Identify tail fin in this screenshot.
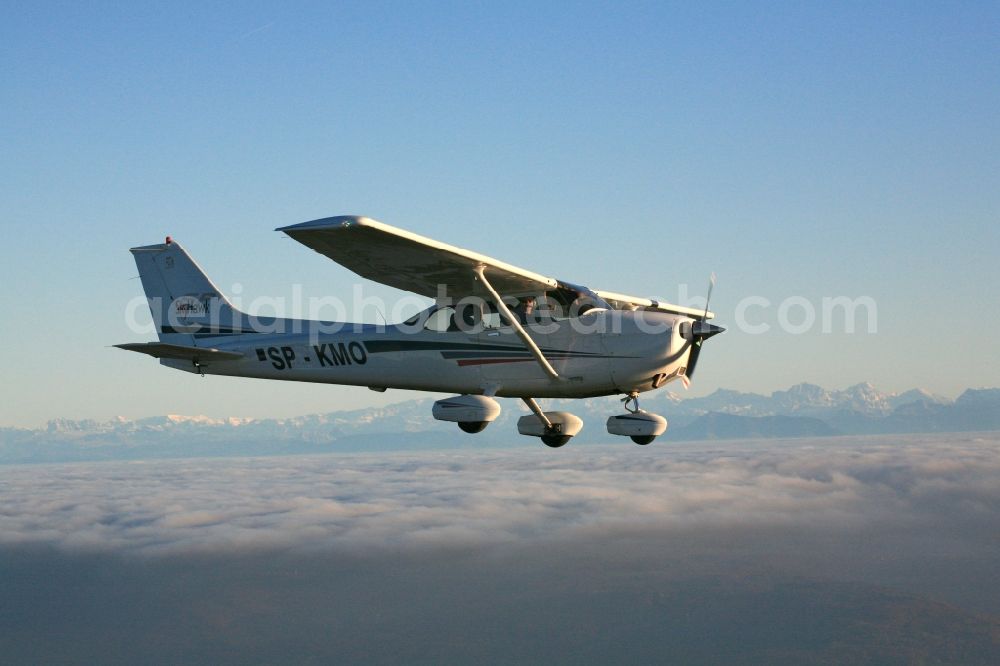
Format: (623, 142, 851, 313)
(130, 238, 244, 344)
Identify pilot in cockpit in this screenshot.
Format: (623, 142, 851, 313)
(511, 296, 536, 324)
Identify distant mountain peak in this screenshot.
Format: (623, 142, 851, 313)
(4, 382, 998, 465)
(888, 388, 949, 409)
(846, 381, 880, 395)
(956, 388, 1000, 405)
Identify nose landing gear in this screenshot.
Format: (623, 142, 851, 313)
(607, 392, 668, 445)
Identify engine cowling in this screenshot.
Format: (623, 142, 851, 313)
(432, 395, 502, 433)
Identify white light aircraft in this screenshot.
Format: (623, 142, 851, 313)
(118, 216, 724, 447)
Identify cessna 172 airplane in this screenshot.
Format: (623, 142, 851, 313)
(117, 216, 724, 447)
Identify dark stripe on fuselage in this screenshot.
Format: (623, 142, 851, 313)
(364, 340, 524, 354)
(158, 330, 636, 361)
(456, 358, 537, 367)
(439, 350, 602, 360)
(363, 339, 605, 356)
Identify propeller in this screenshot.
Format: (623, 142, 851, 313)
(686, 273, 725, 380)
(702, 273, 715, 320)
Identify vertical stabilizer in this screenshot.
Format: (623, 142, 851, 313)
(130, 239, 243, 344)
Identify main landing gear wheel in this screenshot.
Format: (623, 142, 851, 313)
(630, 435, 655, 445)
(541, 434, 571, 448)
(517, 401, 584, 448)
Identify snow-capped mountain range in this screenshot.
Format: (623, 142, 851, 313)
(2, 383, 998, 463)
(651, 382, 953, 419)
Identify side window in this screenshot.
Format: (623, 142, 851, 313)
(424, 307, 455, 332)
(482, 311, 503, 329)
(481, 296, 550, 328)
(422, 304, 484, 332)
(449, 302, 483, 332)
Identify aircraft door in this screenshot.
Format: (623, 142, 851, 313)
(476, 305, 611, 387)
(412, 304, 482, 392)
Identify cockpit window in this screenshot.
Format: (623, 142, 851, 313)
(482, 309, 503, 329)
(419, 303, 485, 332)
(412, 287, 607, 333)
(453, 302, 481, 331)
(423, 306, 454, 331)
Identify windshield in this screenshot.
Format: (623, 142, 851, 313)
(546, 281, 611, 315)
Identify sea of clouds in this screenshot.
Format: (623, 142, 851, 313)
(3, 433, 998, 559)
(4, 433, 1000, 663)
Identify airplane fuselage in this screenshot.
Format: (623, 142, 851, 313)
(162, 309, 695, 399)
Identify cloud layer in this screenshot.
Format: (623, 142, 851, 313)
(3, 433, 1000, 663)
(3, 433, 998, 557)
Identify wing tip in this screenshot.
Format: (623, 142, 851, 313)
(276, 215, 375, 233)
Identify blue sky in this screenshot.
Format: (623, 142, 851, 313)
(1, 2, 997, 427)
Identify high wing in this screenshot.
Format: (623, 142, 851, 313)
(277, 216, 713, 319)
(594, 290, 714, 320)
(277, 216, 556, 299)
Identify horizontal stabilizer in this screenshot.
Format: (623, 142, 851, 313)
(114, 342, 244, 362)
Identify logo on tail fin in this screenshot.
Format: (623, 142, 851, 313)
(168, 294, 210, 320)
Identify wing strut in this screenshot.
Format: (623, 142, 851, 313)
(474, 265, 561, 381)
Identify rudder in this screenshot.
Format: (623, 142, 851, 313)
(130, 238, 243, 343)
